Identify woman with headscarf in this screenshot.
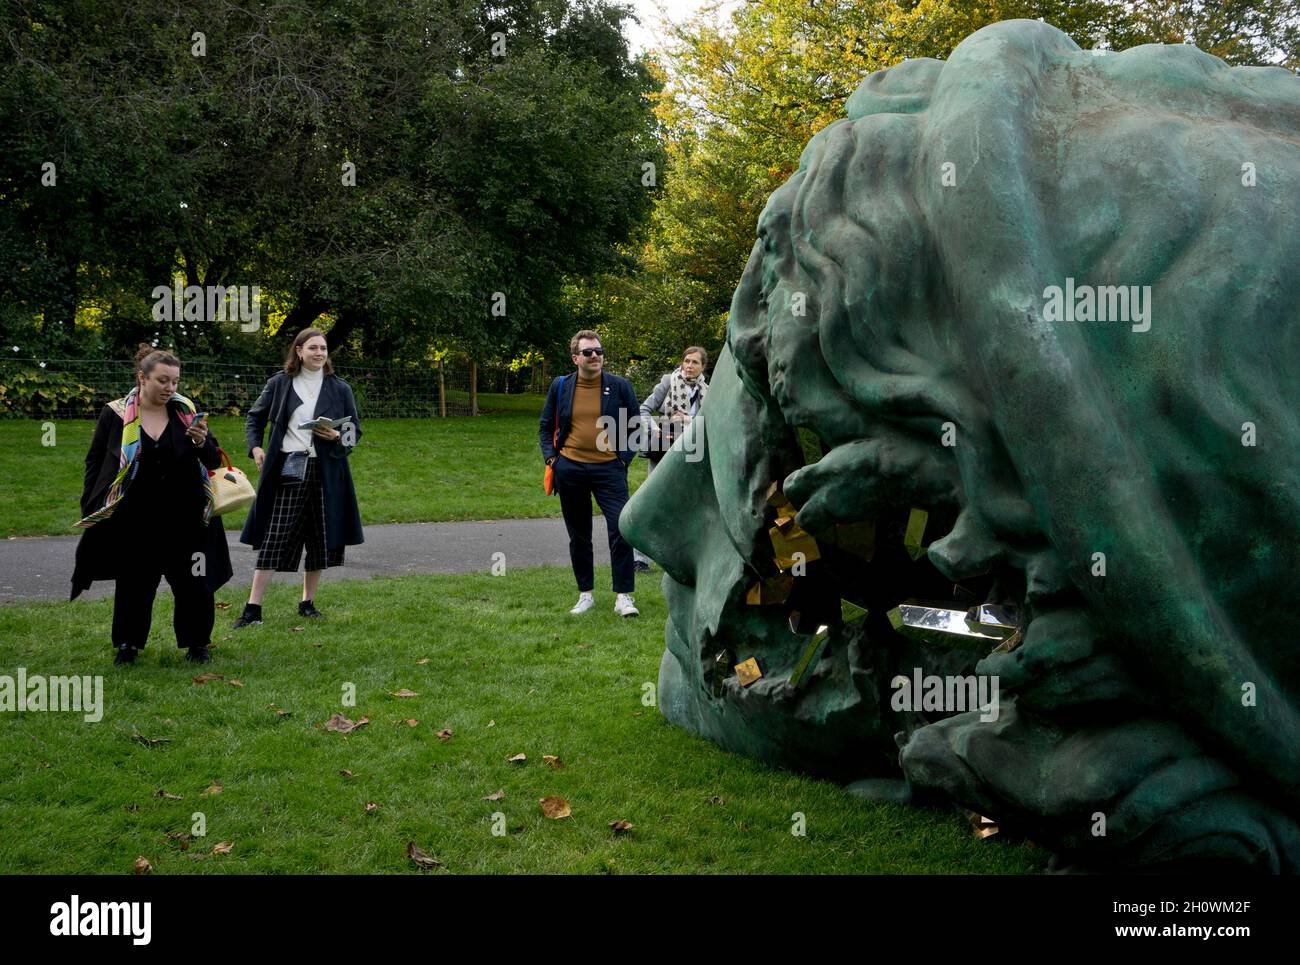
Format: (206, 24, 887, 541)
(72, 344, 233, 665)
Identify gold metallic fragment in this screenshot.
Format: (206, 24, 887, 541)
(903, 508, 929, 561)
(746, 573, 795, 605)
(769, 519, 821, 571)
(734, 657, 763, 687)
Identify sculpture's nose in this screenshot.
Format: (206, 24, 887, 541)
(620, 427, 714, 586)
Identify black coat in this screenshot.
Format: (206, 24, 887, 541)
(240, 371, 364, 551)
(71, 400, 234, 600)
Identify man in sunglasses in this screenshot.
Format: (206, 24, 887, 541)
(539, 330, 641, 616)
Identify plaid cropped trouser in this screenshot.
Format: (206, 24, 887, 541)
(255, 455, 345, 572)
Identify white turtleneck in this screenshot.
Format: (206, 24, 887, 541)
(283, 365, 325, 456)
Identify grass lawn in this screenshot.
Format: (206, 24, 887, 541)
(0, 564, 1045, 874)
(0, 392, 649, 538)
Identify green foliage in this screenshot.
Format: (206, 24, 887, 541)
(0, 368, 96, 417)
(0, 0, 664, 365)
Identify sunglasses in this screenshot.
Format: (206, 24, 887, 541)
(578, 348, 605, 357)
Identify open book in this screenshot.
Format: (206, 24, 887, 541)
(298, 415, 354, 431)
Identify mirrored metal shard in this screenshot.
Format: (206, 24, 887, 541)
(734, 657, 763, 687)
(840, 600, 868, 624)
(712, 650, 733, 697)
(903, 507, 929, 560)
(769, 519, 821, 571)
(965, 603, 1020, 639)
(745, 573, 795, 605)
(789, 601, 867, 689)
(968, 812, 1000, 839)
(788, 631, 829, 689)
(887, 600, 1005, 650)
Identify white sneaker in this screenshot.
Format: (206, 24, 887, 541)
(570, 593, 595, 615)
(614, 593, 640, 618)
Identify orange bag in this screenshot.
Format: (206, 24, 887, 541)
(544, 426, 559, 495)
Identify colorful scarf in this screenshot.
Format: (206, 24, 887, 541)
(75, 388, 215, 528)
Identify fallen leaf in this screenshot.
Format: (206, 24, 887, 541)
(38, 761, 51, 769)
(389, 689, 418, 698)
(609, 820, 634, 834)
(192, 672, 224, 685)
(543, 755, 564, 770)
(406, 841, 440, 870)
(133, 732, 170, 747)
(364, 802, 379, 813)
(539, 796, 572, 819)
(215, 601, 231, 610)
(416, 658, 429, 665)
(632, 711, 644, 717)
(228, 679, 244, 688)
(200, 780, 222, 796)
(339, 769, 354, 778)
(404, 719, 419, 727)
(184, 853, 207, 861)
(708, 796, 726, 806)
(312, 642, 323, 648)
(275, 708, 292, 718)
(487, 719, 496, 727)
(507, 753, 526, 764)
(323, 713, 368, 734)
(211, 841, 234, 855)
(576, 643, 591, 651)
(124, 804, 139, 813)
(154, 790, 183, 800)
(133, 856, 152, 874)
(483, 790, 506, 801)
(290, 625, 305, 632)
(164, 830, 192, 843)
(436, 728, 453, 741)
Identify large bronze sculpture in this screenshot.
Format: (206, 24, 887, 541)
(621, 19, 1300, 872)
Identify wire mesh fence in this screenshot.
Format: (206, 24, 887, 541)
(0, 358, 548, 419)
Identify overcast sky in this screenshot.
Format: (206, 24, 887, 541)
(622, 0, 743, 55)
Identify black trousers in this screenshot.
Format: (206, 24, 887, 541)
(111, 554, 214, 650)
(555, 455, 634, 594)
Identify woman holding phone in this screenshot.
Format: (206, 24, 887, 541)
(234, 327, 364, 628)
(72, 345, 233, 665)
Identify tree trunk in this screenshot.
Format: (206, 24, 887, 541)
(282, 289, 330, 340)
(437, 360, 447, 418)
(325, 304, 366, 357)
(469, 360, 478, 416)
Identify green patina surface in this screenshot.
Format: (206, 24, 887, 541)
(622, 20, 1300, 872)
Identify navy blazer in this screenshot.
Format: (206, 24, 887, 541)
(538, 371, 640, 468)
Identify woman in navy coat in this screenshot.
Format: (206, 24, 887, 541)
(233, 327, 363, 628)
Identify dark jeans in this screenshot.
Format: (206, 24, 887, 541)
(555, 455, 634, 594)
(111, 554, 214, 650)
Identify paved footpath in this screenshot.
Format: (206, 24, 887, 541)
(0, 518, 608, 603)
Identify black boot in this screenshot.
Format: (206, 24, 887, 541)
(185, 646, 212, 663)
(233, 603, 263, 629)
(113, 645, 138, 666)
(298, 599, 323, 618)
